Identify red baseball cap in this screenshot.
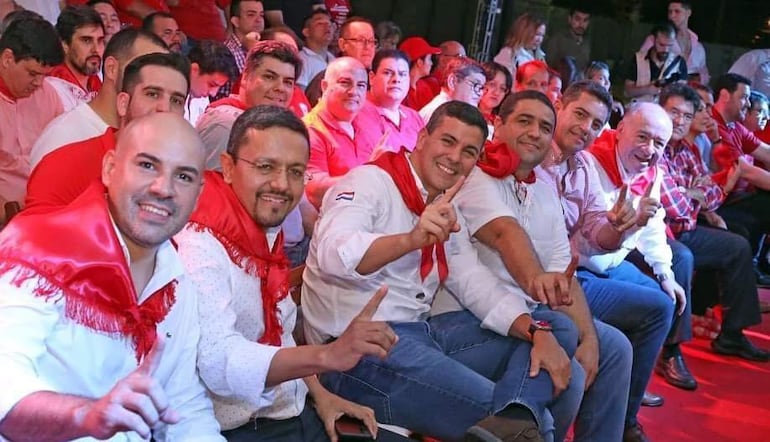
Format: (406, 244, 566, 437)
(399, 37, 441, 62)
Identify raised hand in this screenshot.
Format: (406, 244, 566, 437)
(325, 285, 398, 372)
(408, 176, 465, 248)
(73, 338, 180, 440)
(606, 184, 637, 232)
(635, 180, 660, 227)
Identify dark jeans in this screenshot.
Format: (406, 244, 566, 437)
(222, 402, 411, 442)
(676, 226, 762, 332)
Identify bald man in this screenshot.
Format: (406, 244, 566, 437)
(0, 113, 225, 442)
(303, 56, 380, 208)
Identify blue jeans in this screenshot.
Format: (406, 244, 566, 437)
(570, 319, 632, 442)
(578, 262, 674, 427)
(320, 308, 582, 442)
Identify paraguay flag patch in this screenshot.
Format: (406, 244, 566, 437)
(335, 191, 355, 201)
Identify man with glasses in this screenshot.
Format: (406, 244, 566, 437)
(175, 106, 409, 442)
(657, 83, 769, 363)
(303, 56, 379, 208)
(304, 16, 376, 106)
(418, 56, 486, 123)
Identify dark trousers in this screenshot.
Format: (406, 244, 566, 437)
(222, 401, 411, 442)
(718, 191, 770, 254)
(676, 226, 762, 332)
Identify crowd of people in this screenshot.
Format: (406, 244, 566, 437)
(1, 1, 769, 442)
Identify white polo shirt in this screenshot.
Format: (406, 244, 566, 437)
(29, 102, 109, 169)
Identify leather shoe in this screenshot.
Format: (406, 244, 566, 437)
(623, 423, 650, 442)
(754, 265, 770, 287)
(465, 415, 543, 442)
(712, 333, 770, 362)
(655, 354, 697, 390)
(640, 391, 664, 407)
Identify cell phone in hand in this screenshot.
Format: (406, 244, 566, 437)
(335, 416, 373, 440)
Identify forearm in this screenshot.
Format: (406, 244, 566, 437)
(508, 313, 534, 341)
(0, 392, 91, 442)
(266, 345, 336, 386)
(624, 82, 658, 99)
(741, 165, 770, 191)
(356, 233, 417, 275)
(554, 283, 597, 344)
(490, 224, 545, 294)
(596, 222, 626, 250)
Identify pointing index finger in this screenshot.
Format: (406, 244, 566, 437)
(642, 179, 655, 199)
(612, 184, 628, 212)
(441, 175, 466, 204)
(356, 285, 388, 321)
(564, 255, 579, 280)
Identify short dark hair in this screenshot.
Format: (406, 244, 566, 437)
(375, 21, 401, 41)
(302, 9, 331, 30)
(651, 22, 676, 37)
(1, 10, 43, 35)
(104, 27, 167, 65)
(584, 60, 609, 79)
(426, 100, 489, 141)
(339, 16, 374, 39)
(230, 0, 263, 18)
(0, 18, 63, 66)
(371, 49, 409, 73)
(142, 11, 175, 33)
(561, 80, 613, 120)
(56, 5, 104, 44)
(244, 40, 302, 79)
(659, 83, 701, 112)
(261, 26, 302, 50)
(483, 61, 513, 91)
(498, 90, 556, 124)
(188, 40, 238, 80)
(668, 1, 692, 10)
(569, 7, 591, 16)
(121, 52, 191, 95)
(713, 73, 752, 98)
(87, 0, 115, 7)
(227, 105, 309, 158)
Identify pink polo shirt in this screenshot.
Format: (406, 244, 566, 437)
(0, 77, 64, 206)
(302, 103, 380, 208)
(356, 99, 425, 153)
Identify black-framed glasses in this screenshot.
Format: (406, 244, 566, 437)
(463, 79, 485, 95)
(342, 37, 378, 48)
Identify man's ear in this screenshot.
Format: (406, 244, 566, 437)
(446, 73, 457, 92)
(220, 151, 236, 183)
(101, 149, 117, 186)
(116, 91, 130, 118)
(104, 56, 120, 84)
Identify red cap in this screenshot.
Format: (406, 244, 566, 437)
(399, 37, 441, 62)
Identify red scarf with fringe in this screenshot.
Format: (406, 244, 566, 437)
(477, 140, 535, 183)
(0, 182, 176, 362)
(188, 171, 290, 346)
(588, 129, 658, 195)
(369, 149, 448, 283)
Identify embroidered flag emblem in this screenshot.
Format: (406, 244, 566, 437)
(335, 191, 355, 201)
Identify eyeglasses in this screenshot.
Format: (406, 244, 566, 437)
(343, 37, 378, 48)
(233, 156, 310, 183)
(667, 109, 694, 123)
(463, 79, 485, 95)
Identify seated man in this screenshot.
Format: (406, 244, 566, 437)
(302, 101, 583, 442)
(26, 52, 190, 210)
(452, 89, 632, 442)
(197, 40, 301, 171)
(539, 88, 680, 442)
(303, 56, 379, 208)
(0, 113, 224, 441)
(356, 49, 425, 156)
(176, 106, 408, 442)
(184, 40, 238, 127)
(658, 83, 768, 361)
(418, 56, 486, 123)
(515, 60, 550, 94)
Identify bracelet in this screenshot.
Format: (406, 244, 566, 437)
(710, 137, 723, 144)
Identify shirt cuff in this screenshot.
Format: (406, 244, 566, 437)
(337, 232, 388, 279)
(225, 344, 281, 407)
(479, 293, 532, 337)
(652, 264, 674, 282)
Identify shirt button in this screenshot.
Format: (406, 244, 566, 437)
(415, 293, 425, 300)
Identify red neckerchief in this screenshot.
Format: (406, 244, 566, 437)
(289, 86, 310, 117)
(0, 73, 16, 102)
(477, 140, 535, 182)
(207, 95, 248, 111)
(188, 171, 290, 346)
(369, 149, 449, 283)
(0, 182, 177, 362)
(49, 64, 102, 93)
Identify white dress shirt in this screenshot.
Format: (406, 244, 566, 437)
(301, 163, 531, 345)
(175, 226, 307, 431)
(418, 90, 450, 124)
(572, 151, 674, 280)
(0, 227, 224, 442)
(29, 102, 109, 169)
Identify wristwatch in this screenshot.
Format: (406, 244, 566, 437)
(528, 320, 553, 338)
(656, 273, 671, 283)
